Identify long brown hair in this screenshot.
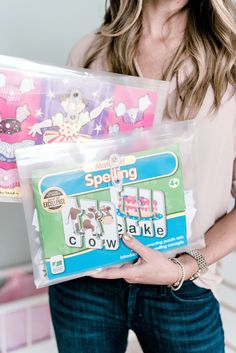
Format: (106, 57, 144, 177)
(83, 0, 236, 120)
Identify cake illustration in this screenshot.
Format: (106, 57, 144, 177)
(140, 197, 158, 218)
(118, 195, 159, 219)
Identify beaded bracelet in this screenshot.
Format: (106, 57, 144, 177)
(169, 257, 185, 291)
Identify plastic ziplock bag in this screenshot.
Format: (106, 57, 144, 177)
(16, 121, 204, 288)
(0, 55, 169, 202)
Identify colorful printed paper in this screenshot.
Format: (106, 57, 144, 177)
(0, 56, 168, 201)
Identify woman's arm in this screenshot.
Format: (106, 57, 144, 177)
(91, 207, 236, 285)
(181, 205, 236, 279)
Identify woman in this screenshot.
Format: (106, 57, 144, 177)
(49, 1, 236, 352)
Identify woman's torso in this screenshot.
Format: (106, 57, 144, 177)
(67, 33, 236, 293)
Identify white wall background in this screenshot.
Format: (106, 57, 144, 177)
(0, 0, 105, 65)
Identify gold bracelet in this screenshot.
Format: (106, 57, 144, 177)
(184, 250, 208, 281)
(169, 257, 185, 291)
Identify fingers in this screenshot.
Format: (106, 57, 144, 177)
(134, 257, 143, 266)
(90, 263, 136, 280)
(122, 233, 156, 262)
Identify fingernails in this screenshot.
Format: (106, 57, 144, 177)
(122, 233, 133, 241)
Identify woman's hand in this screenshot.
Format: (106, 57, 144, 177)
(90, 233, 181, 285)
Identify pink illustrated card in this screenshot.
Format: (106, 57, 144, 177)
(0, 56, 168, 201)
(0, 69, 42, 199)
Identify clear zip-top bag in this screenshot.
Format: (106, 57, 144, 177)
(16, 121, 203, 288)
(0, 54, 169, 202)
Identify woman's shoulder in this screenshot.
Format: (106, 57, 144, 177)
(67, 31, 105, 70)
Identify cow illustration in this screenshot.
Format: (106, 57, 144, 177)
(100, 206, 114, 225)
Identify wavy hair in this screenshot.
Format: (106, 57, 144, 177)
(83, 0, 236, 120)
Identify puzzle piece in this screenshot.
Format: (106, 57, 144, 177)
(62, 197, 83, 248)
(139, 188, 154, 237)
(153, 190, 166, 238)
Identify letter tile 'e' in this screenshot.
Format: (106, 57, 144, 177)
(139, 188, 154, 237)
(153, 190, 166, 238)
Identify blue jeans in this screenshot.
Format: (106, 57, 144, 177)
(49, 277, 224, 353)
